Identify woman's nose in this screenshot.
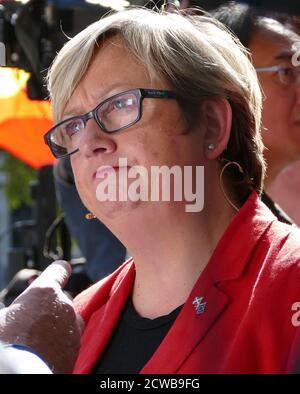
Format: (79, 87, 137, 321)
(78, 119, 117, 157)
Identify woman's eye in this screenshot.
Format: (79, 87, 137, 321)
(65, 120, 82, 136)
(113, 98, 134, 109)
(275, 64, 299, 84)
(99, 94, 137, 119)
(281, 67, 293, 75)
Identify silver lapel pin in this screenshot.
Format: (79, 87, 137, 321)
(192, 296, 207, 315)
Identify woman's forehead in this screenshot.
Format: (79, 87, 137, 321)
(62, 39, 164, 118)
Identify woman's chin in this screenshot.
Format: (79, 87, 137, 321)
(93, 199, 142, 220)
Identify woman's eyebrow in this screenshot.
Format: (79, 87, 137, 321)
(62, 83, 131, 118)
(63, 107, 83, 118)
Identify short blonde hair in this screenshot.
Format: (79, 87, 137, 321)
(47, 7, 265, 200)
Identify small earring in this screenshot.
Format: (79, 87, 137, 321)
(207, 143, 215, 150)
(85, 212, 96, 220)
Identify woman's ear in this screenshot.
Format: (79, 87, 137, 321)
(200, 98, 232, 160)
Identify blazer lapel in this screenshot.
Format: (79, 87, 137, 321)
(141, 281, 230, 374)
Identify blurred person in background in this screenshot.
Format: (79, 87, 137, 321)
(212, 1, 300, 225)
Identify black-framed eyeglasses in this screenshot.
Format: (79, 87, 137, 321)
(44, 88, 177, 159)
(255, 63, 300, 86)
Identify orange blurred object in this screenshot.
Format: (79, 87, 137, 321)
(0, 67, 55, 169)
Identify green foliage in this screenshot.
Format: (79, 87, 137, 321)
(0, 152, 37, 210)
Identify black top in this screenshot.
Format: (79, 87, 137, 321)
(92, 297, 183, 374)
(261, 191, 296, 226)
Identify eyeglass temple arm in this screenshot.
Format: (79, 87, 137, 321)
(255, 65, 280, 73)
(141, 89, 177, 99)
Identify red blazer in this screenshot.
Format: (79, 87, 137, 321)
(73, 192, 300, 373)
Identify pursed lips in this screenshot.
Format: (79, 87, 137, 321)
(92, 165, 129, 182)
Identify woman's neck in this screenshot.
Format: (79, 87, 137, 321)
(111, 188, 236, 319)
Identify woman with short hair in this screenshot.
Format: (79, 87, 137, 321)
(44, 7, 300, 373)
